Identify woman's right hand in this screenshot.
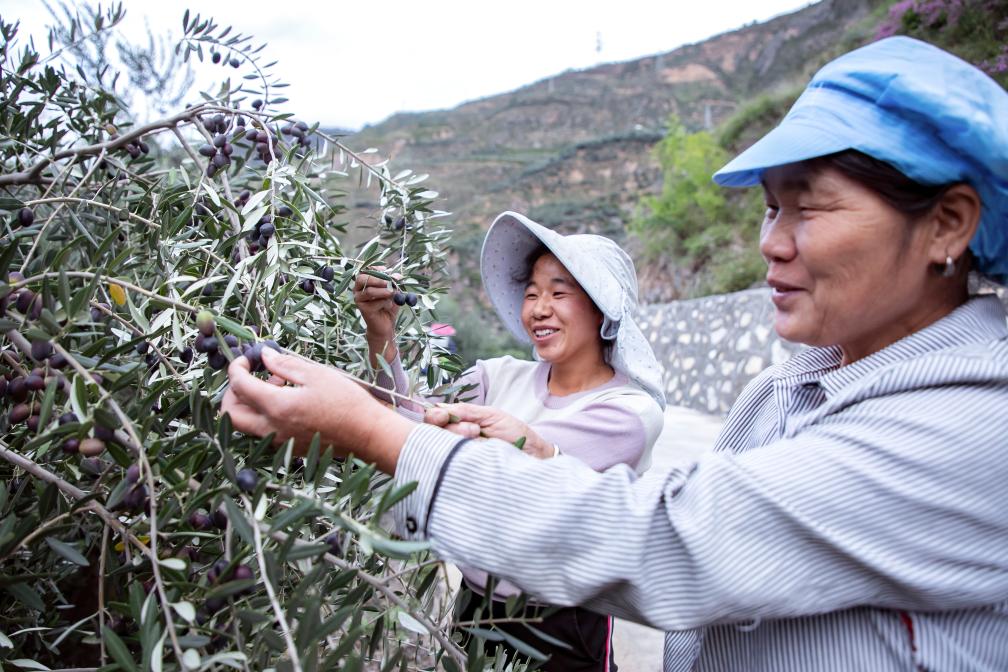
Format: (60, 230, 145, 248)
(353, 269, 400, 361)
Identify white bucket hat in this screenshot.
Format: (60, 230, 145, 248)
(480, 211, 666, 408)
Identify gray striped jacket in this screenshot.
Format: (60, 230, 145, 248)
(393, 294, 1008, 670)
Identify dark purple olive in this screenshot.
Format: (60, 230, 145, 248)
(189, 511, 211, 530)
(16, 289, 35, 314)
(94, 424, 116, 443)
(126, 464, 140, 483)
(259, 222, 274, 239)
(30, 339, 52, 361)
(392, 291, 406, 306)
(135, 341, 149, 355)
(25, 374, 44, 391)
(62, 438, 80, 454)
(251, 99, 263, 110)
(319, 265, 334, 282)
(8, 377, 27, 402)
(229, 57, 240, 68)
(212, 153, 229, 169)
(235, 468, 257, 493)
(211, 51, 221, 64)
(197, 336, 219, 354)
(213, 133, 227, 148)
(26, 415, 39, 432)
(124, 484, 148, 512)
(207, 351, 227, 370)
(276, 205, 292, 218)
(58, 412, 76, 425)
(224, 335, 238, 348)
(295, 120, 309, 132)
(383, 214, 393, 226)
(221, 143, 233, 156)
(233, 564, 253, 581)
(394, 216, 406, 230)
(300, 279, 315, 294)
(180, 346, 194, 363)
(138, 141, 150, 154)
(198, 144, 216, 158)
(238, 189, 250, 201)
(9, 403, 30, 423)
(405, 293, 419, 307)
(211, 509, 228, 529)
(18, 207, 34, 227)
(324, 532, 342, 556)
(201, 284, 215, 297)
(49, 353, 68, 369)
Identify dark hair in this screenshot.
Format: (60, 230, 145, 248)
(512, 242, 551, 285)
(808, 149, 951, 221)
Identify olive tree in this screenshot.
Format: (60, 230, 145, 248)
(0, 6, 530, 671)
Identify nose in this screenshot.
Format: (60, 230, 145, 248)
(759, 210, 797, 265)
(531, 293, 552, 318)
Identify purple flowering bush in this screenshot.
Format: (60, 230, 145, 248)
(875, 0, 1008, 84)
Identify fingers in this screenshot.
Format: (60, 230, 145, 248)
(435, 402, 493, 424)
(259, 347, 314, 386)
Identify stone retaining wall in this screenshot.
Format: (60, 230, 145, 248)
(637, 288, 797, 415)
(639, 285, 1007, 416)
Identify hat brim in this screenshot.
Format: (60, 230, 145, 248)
(713, 116, 852, 187)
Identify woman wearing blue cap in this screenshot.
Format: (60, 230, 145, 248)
(223, 36, 1008, 671)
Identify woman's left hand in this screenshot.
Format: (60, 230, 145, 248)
(424, 403, 555, 459)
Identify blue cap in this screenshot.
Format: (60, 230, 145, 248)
(714, 37, 1008, 283)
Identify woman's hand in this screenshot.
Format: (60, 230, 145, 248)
(353, 269, 400, 364)
(424, 403, 555, 459)
(222, 348, 413, 473)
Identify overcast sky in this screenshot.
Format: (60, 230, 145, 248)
(7, 1, 812, 129)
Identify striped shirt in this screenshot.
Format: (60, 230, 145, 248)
(393, 294, 1008, 670)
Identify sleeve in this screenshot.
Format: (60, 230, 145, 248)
(530, 398, 651, 471)
(371, 356, 488, 422)
(392, 384, 1008, 632)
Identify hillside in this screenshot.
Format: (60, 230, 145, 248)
(340, 0, 888, 357)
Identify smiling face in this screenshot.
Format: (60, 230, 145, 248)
(760, 162, 957, 364)
(520, 253, 605, 367)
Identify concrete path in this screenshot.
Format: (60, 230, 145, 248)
(611, 405, 723, 671)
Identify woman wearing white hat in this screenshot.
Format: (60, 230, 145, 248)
(352, 212, 665, 668)
(224, 37, 1008, 671)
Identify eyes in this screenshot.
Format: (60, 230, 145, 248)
(524, 290, 568, 300)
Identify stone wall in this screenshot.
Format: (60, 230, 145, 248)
(638, 288, 796, 415)
(638, 285, 1007, 416)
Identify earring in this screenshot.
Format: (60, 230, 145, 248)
(942, 254, 955, 278)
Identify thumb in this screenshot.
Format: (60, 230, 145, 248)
(260, 347, 313, 386)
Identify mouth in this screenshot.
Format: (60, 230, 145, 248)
(767, 277, 803, 294)
(531, 327, 560, 341)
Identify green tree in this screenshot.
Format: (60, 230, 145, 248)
(631, 118, 764, 297)
(0, 6, 535, 670)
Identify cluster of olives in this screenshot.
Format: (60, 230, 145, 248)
(105, 125, 150, 161)
(198, 114, 237, 177)
(192, 310, 281, 373)
(2, 271, 43, 320)
(280, 120, 312, 149)
(246, 204, 291, 254)
(393, 290, 420, 307)
(383, 213, 408, 231)
(298, 264, 336, 295)
(209, 50, 241, 69)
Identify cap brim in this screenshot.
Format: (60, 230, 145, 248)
(713, 116, 852, 187)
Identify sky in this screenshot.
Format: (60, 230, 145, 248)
(5, 1, 813, 130)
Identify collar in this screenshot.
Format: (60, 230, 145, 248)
(774, 294, 1008, 398)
